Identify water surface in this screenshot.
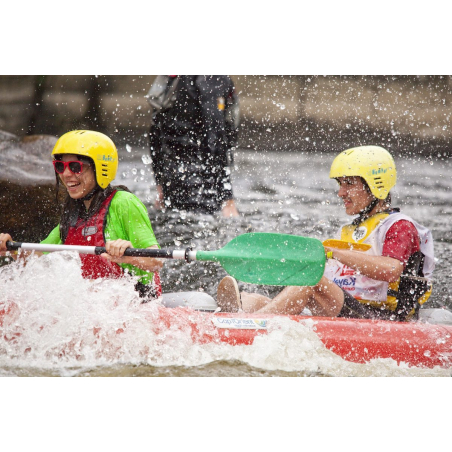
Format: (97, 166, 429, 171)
(1, 147, 450, 377)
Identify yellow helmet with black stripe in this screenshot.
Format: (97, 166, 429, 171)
(52, 130, 118, 189)
(330, 145, 397, 200)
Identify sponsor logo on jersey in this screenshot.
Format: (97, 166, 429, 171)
(352, 226, 367, 242)
(333, 277, 357, 289)
(82, 226, 97, 237)
(340, 266, 355, 276)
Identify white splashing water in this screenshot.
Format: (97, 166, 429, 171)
(0, 253, 449, 377)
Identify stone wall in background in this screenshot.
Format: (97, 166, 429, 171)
(0, 75, 451, 154)
(0, 133, 60, 244)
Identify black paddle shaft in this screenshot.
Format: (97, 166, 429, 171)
(6, 241, 190, 260)
(97, 247, 174, 258)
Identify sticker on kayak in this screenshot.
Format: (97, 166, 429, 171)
(212, 318, 268, 329)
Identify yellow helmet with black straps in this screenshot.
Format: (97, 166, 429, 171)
(329, 145, 397, 199)
(52, 130, 118, 189)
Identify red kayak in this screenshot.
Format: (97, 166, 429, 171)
(1, 297, 451, 369)
(153, 307, 452, 369)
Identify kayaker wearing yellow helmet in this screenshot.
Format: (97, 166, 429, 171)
(0, 130, 163, 300)
(217, 146, 435, 321)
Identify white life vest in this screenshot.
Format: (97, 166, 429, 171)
(324, 211, 434, 308)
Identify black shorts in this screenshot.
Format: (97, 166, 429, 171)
(338, 290, 395, 320)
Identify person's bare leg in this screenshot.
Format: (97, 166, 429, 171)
(304, 278, 345, 317)
(253, 285, 312, 315)
(241, 277, 345, 317)
(240, 293, 272, 313)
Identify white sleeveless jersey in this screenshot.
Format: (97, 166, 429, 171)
(324, 212, 435, 302)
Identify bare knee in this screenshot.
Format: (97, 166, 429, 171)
(307, 278, 345, 317)
(241, 293, 271, 313)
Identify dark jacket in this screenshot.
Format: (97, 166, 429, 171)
(149, 75, 239, 213)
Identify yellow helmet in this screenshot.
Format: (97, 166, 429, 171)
(329, 145, 397, 199)
(52, 130, 118, 189)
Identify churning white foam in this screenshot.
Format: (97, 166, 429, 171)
(0, 252, 449, 377)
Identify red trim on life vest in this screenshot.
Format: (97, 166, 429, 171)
(65, 191, 123, 279)
(65, 191, 163, 297)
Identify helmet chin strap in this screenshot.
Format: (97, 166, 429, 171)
(80, 186, 100, 202)
(352, 197, 380, 226)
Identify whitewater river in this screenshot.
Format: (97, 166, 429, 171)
(0, 146, 451, 377)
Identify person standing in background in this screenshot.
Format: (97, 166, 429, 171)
(147, 75, 240, 217)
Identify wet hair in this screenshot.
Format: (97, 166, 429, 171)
(54, 154, 131, 242)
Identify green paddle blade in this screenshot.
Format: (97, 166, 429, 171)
(196, 233, 326, 286)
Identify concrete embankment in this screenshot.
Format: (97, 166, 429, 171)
(0, 75, 451, 154)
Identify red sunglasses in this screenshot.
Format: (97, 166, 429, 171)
(53, 160, 88, 175)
